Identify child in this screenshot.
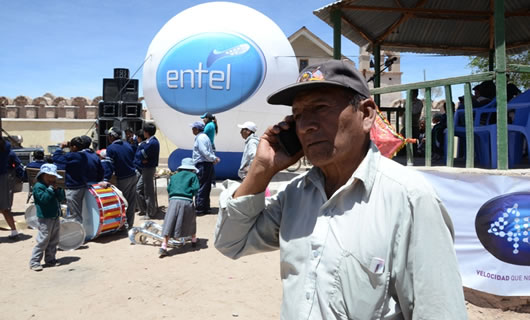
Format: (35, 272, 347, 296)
(159, 158, 200, 257)
(29, 164, 65, 271)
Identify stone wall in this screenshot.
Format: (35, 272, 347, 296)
(0, 94, 145, 120)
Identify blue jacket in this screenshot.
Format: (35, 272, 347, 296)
(83, 149, 104, 185)
(134, 141, 145, 172)
(26, 160, 46, 169)
(101, 158, 113, 180)
(8, 150, 24, 179)
(24, 160, 46, 180)
(0, 140, 11, 175)
(52, 149, 88, 189)
(140, 136, 159, 168)
(106, 140, 136, 180)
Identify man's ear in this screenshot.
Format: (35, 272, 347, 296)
(359, 99, 377, 132)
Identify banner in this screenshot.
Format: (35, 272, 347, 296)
(420, 169, 530, 296)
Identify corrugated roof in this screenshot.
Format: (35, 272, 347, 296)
(314, 0, 530, 56)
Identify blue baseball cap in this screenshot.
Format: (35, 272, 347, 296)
(190, 121, 205, 131)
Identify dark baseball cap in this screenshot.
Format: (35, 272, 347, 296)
(267, 60, 371, 106)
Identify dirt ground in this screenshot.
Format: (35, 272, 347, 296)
(1, 186, 528, 320)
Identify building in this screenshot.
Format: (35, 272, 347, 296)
(289, 27, 402, 108)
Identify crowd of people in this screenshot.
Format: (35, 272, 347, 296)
(1, 111, 265, 267)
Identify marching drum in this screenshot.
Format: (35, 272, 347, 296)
(82, 184, 127, 241)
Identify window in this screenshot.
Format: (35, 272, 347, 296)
(299, 59, 309, 71)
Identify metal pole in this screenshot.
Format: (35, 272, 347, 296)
(331, 9, 342, 60)
(405, 89, 413, 166)
(494, 0, 508, 169)
(463, 82, 475, 168)
(489, 49, 495, 71)
(374, 43, 381, 106)
(424, 88, 432, 166)
(444, 85, 454, 167)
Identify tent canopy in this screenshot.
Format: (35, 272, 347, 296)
(314, 0, 530, 56)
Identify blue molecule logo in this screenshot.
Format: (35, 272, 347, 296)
(475, 192, 530, 266)
(156, 32, 266, 115)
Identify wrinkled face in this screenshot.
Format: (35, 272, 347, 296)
(42, 173, 57, 186)
(292, 87, 373, 167)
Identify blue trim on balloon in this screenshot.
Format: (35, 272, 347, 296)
(169, 149, 243, 180)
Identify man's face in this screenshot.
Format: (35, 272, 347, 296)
(240, 129, 251, 140)
(292, 87, 374, 167)
(192, 127, 199, 136)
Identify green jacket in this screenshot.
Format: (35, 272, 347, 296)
(167, 170, 199, 200)
(33, 181, 65, 218)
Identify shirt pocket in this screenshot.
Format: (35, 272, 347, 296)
(329, 250, 390, 320)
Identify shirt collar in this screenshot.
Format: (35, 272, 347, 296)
(304, 141, 380, 199)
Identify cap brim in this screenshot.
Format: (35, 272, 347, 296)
(36, 171, 62, 179)
(267, 81, 350, 106)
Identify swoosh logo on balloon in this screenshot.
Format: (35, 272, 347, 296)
(207, 43, 250, 67)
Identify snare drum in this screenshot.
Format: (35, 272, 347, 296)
(82, 184, 127, 241)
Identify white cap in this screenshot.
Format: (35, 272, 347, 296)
(237, 121, 257, 133)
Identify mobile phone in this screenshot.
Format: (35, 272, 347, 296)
(277, 122, 302, 157)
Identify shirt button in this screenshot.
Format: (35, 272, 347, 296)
(306, 292, 311, 300)
(313, 250, 319, 258)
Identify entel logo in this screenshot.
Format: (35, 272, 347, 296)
(156, 32, 266, 115)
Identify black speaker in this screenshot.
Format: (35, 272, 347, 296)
(103, 79, 120, 101)
(121, 79, 139, 102)
(102, 78, 138, 102)
(114, 68, 129, 79)
(97, 119, 119, 149)
(98, 101, 119, 117)
(120, 102, 142, 118)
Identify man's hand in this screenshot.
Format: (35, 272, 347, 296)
(99, 181, 111, 188)
(214, 157, 221, 165)
(234, 116, 303, 198)
(60, 141, 69, 149)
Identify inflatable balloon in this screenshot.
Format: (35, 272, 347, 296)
(142, 2, 299, 179)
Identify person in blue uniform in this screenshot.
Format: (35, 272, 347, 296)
(104, 127, 138, 228)
(80, 135, 103, 185)
(136, 123, 159, 219)
(52, 137, 88, 223)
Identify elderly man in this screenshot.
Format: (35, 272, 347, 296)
(214, 60, 466, 319)
(237, 121, 259, 180)
(191, 121, 219, 215)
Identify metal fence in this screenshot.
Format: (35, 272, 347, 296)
(370, 64, 529, 169)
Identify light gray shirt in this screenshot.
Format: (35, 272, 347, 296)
(192, 132, 216, 164)
(214, 143, 467, 320)
(238, 133, 259, 179)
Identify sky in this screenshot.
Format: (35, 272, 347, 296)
(0, 0, 472, 103)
